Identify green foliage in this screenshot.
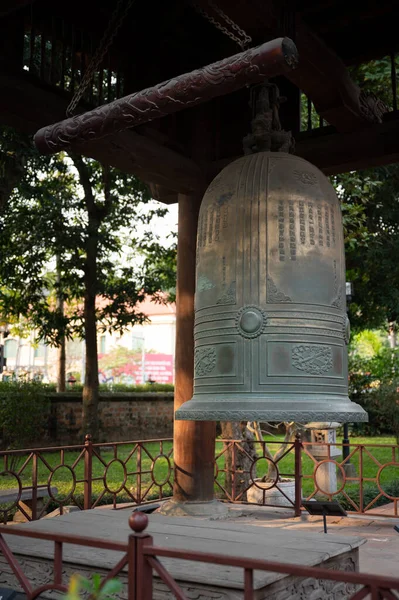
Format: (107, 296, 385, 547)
(349, 55, 397, 108)
(351, 329, 387, 359)
(300, 93, 323, 131)
(65, 573, 122, 600)
(99, 382, 174, 393)
(0, 380, 50, 449)
(99, 345, 141, 377)
(349, 347, 399, 440)
(60, 383, 174, 393)
(0, 381, 174, 394)
(334, 164, 399, 332)
(0, 130, 176, 347)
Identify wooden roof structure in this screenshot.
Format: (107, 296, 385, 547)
(1, 0, 399, 203)
(2, 0, 397, 513)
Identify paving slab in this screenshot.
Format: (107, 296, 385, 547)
(0, 507, 365, 600)
(223, 505, 399, 578)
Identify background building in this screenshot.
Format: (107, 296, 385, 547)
(0, 299, 176, 384)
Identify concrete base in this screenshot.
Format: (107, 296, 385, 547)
(343, 462, 358, 478)
(0, 509, 365, 600)
(337, 462, 358, 485)
(157, 498, 229, 518)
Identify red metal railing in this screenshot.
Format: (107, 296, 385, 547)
(214, 435, 302, 515)
(302, 440, 399, 517)
(0, 512, 399, 600)
(1, 435, 399, 522)
(214, 437, 399, 518)
(0, 436, 174, 523)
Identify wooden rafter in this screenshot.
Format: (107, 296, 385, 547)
(285, 17, 386, 133)
(210, 114, 399, 178)
(186, 0, 387, 133)
(296, 116, 399, 175)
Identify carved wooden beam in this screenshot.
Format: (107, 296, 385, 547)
(34, 37, 298, 155)
(286, 18, 387, 133)
(0, 70, 204, 199)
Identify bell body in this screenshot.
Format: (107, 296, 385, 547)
(175, 152, 367, 423)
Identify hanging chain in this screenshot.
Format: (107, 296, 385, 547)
(66, 0, 136, 117)
(189, 0, 252, 50)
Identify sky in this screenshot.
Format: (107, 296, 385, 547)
(147, 201, 178, 247)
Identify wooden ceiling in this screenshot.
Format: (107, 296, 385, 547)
(1, 0, 399, 202)
(12, 0, 398, 74)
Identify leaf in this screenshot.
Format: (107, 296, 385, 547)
(100, 579, 123, 597)
(92, 573, 102, 591)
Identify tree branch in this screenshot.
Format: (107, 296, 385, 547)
(69, 152, 96, 215)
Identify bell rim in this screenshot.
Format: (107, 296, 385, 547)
(175, 399, 368, 423)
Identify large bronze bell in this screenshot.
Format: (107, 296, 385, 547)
(175, 151, 367, 423)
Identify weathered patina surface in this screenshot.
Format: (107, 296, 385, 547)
(176, 151, 367, 423)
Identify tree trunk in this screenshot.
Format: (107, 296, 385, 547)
(57, 340, 66, 392)
(220, 422, 256, 501)
(0, 153, 26, 214)
(71, 153, 104, 441)
(388, 322, 397, 348)
(82, 218, 100, 439)
(56, 255, 66, 393)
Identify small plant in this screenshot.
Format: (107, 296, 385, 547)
(65, 574, 122, 600)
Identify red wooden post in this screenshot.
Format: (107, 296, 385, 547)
(84, 434, 93, 510)
(172, 193, 216, 507)
(294, 432, 302, 517)
(128, 512, 153, 600)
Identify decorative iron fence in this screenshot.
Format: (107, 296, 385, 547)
(0, 512, 399, 600)
(302, 440, 399, 518)
(0, 436, 174, 523)
(215, 437, 399, 518)
(1, 435, 398, 522)
(214, 436, 302, 515)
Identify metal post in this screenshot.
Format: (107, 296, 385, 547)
(323, 509, 327, 534)
(31, 452, 38, 520)
(294, 432, 302, 517)
(343, 423, 350, 461)
(83, 434, 93, 510)
(344, 282, 353, 467)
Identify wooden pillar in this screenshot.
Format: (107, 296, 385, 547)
(173, 192, 216, 504)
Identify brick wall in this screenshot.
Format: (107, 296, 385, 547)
(47, 392, 174, 444)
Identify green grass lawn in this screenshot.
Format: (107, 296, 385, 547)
(0, 435, 398, 519)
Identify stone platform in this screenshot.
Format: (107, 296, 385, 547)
(0, 509, 365, 600)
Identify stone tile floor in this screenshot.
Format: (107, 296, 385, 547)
(223, 505, 399, 577)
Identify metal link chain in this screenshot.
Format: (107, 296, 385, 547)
(190, 0, 252, 50)
(66, 0, 136, 116)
